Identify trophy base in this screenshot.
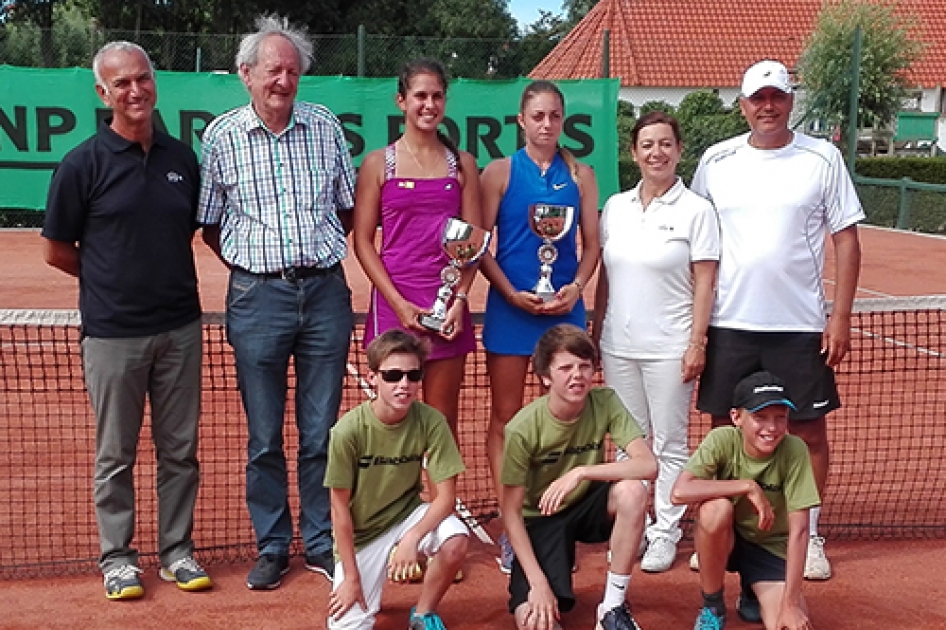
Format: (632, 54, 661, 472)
(533, 289, 556, 303)
(418, 314, 446, 333)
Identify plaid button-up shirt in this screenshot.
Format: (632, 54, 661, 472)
(197, 102, 356, 273)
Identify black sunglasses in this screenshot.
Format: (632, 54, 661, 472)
(378, 368, 424, 383)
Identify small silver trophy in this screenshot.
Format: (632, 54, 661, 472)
(418, 218, 491, 333)
(529, 203, 576, 302)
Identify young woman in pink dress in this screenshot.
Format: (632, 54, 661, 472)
(353, 58, 481, 438)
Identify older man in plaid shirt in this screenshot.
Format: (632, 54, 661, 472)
(198, 15, 355, 591)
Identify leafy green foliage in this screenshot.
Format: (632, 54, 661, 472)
(856, 157, 946, 184)
(615, 91, 748, 190)
(797, 0, 923, 142)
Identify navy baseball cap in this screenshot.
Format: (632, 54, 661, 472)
(732, 371, 797, 412)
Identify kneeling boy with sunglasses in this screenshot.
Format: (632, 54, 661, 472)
(325, 329, 469, 630)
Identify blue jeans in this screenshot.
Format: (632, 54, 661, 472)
(226, 266, 353, 557)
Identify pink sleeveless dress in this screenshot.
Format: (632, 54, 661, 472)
(363, 144, 475, 361)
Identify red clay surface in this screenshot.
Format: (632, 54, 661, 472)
(3, 225, 946, 628)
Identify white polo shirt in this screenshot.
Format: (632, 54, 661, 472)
(599, 178, 720, 359)
(691, 132, 864, 333)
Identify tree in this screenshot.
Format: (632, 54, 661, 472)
(797, 0, 923, 148)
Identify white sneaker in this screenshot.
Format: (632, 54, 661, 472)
(804, 535, 832, 580)
(640, 537, 677, 573)
(689, 551, 699, 571)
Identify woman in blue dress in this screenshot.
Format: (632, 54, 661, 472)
(479, 80, 600, 570)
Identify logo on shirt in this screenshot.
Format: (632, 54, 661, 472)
(812, 399, 830, 409)
(657, 224, 674, 232)
(756, 480, 784, 493)
(538, 440, 604, 465)
(552, 182, 568, 190)
(166, 171, 184, 183)
(357, 453, 424, 468)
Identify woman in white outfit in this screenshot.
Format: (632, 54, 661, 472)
(592, 111, 719, 572)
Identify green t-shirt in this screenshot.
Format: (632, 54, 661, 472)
(325, 400, 465, 550)
(684, 426, 821, 558)
(501, 387, 644, 519)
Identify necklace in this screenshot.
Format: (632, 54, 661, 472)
(402, 138, 436, 178)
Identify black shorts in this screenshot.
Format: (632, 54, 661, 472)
(727, 531, 786, 588)
(508, 481, 614, 614)
(697, 327, 840, 421)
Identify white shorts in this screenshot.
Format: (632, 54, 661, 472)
(327, 503, 469, 630)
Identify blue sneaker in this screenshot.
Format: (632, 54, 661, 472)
(497, 532, 514, 575)
(694, 606, 726, 630)
(736, 590, 762, 623)
(409, 607, 448, 630)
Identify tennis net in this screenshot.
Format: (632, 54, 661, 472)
(1, 296, 945, 579)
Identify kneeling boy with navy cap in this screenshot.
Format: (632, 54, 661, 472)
(672, 371, 820, 630)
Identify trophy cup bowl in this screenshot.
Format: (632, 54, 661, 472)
(418, 218, 491, 333)
(528, 203, 576, 302)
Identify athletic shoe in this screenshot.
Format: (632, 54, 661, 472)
(689, 551, 699, 571)
(640, 537, 677, 573)
(736, 589, 762, 623)
(596, 602, 642, 630)
(305, 549, 335, 581)
(408, 606, 448, 630)
(159, 556, 212, 591)
(246, 554, 289, 590)
(693, 606, 726, 630)
(803, 535, 832, 580)
(497, 532, 514, 575)
(103, 564, 144, 600)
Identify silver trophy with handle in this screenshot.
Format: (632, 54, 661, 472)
(529, 203, 576, 302)
(419, 217, 491, 333)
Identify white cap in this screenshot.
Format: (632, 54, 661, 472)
(741, 60, 793, 97)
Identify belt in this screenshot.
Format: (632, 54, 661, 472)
(241, 263, 339, 282)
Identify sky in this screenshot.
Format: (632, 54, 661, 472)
(507, 0, 561, 30)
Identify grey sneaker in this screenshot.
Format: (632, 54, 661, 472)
(803, 535, 832, 580)
(596, 603, 642, 630)
(159, 556, 212, 591)
(103, 564, 144, 600)
(246, 554, 289, 590)
(304, 549, 335, 581)
(497, 532, 514, 575)
(640, 537, 677, 573)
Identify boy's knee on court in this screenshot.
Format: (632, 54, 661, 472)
(609, 479, 648, 518)
(697, 497, 734, 534)
(436, 534, 468, 566)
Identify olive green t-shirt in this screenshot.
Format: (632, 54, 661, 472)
(685, 426, 821, 558)
(501, 387, 644, 519)
(325, 400, 465, 550)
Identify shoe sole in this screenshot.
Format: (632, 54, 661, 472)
(246, 565, 290, 590)
(640, 561, 674, 573)
(304, 562, 333, 582)
(803, 569, 832, 580)
(105, 585, 144, 600)
(495, 557, 511, 575)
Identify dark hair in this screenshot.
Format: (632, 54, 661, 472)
(630, 110, 683, 148)
(366, 329, 430, 372)
(532, 324, 598, 377)
(519, 80, 579, 183)
(397, 57, 462, 172)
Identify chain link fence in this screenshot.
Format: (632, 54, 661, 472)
(0, 27, 541, 78)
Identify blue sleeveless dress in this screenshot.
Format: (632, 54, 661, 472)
(482, 149, 585, 356)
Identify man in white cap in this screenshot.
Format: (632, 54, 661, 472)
(689, 59, 864, 589)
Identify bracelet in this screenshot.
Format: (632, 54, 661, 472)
(455, 291, 469, 302)
(572, 278, 584, 291)
(688, 340, 706, 351)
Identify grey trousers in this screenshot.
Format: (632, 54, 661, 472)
(81, 319, 202, 572)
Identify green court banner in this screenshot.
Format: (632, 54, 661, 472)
(0, 65, 619, 210)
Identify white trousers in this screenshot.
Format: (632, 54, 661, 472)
(327, 503, 469, 630)
(601, 352, 693, 543)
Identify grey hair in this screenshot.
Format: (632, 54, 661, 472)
(92, 41, 154, 88)
(236, 14, 313, 74)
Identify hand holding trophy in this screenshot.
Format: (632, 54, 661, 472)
(529, 203, 576, 302)
(418, 217, 491, 333)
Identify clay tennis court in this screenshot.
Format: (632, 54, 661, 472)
(2, 225, 946, 629)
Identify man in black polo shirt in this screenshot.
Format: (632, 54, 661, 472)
(42, 41, 211, 600)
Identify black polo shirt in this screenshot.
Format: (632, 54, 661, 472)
(42, 120, 201, 338)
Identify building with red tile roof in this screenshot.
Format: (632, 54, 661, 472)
(530, 0, 945, 149)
